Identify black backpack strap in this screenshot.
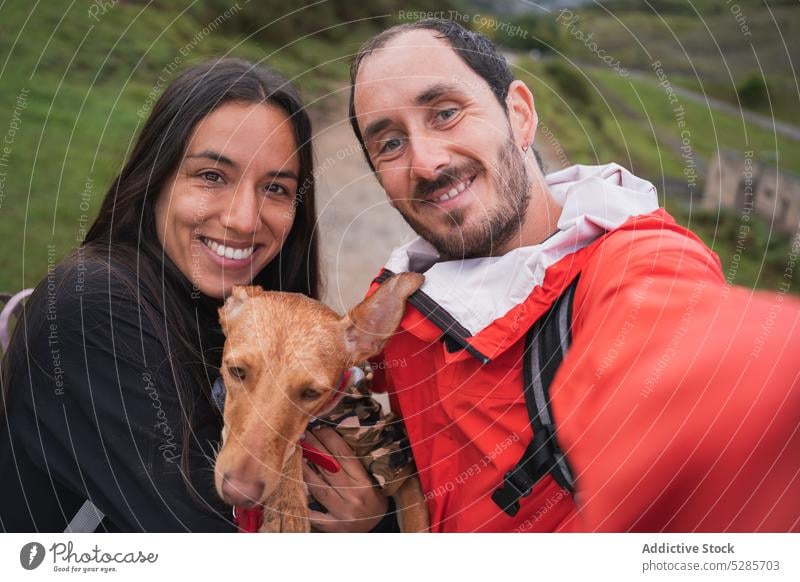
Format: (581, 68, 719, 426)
(373, 268, 491, 365)
(492, 276, 580, 517)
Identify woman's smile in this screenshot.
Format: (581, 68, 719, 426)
(198, 235, 261, 269)
(201, 235, 257, 259)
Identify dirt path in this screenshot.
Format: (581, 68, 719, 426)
(311, 113, 415, 314)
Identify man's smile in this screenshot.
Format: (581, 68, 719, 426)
(416, 172, 480, 213)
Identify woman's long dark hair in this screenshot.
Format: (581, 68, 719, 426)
(3, 58, 319, 506)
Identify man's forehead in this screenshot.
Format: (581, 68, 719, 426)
(354, 29, 491, 113)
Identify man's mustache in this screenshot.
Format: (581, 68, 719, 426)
(413, 161, 484, 201)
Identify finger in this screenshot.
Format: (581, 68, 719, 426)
(311, 428, 368, 481)
(302, 459, 339, 503)
(302, 458, 331, 487)
(308, 510, 338, 533)
(302, 430, 330, 455)
(312, 427, 354, 458)
(303, 430, 352, 479)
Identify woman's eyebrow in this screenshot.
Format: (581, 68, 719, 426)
(185, 152, 297, 181)
(265, 170, 298, 182)
(186, 149, 237, 167)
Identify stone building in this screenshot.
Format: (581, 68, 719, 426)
(704, 149, 800, 232)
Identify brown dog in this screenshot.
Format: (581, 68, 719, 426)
(213, 272, 429, 532)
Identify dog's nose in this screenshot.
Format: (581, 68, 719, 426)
(221, 472, 265, 507)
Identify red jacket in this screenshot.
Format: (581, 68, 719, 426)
(369, 164, 800, 532)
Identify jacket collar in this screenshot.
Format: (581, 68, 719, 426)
(384, 163, 659, 336)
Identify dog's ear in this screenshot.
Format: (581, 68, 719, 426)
(339, 272, 424, 364)
(219, 285, 251, 336)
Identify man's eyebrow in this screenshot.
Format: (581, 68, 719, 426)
(362, 117, 392, 145)
(414, 82, 462, 106)
(186, 150, 237, 167)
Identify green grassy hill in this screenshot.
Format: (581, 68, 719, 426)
(492, 0, 800, 124)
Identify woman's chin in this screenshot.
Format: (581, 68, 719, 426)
(183, 248, 274, 299)
(191, 277, 249, 301)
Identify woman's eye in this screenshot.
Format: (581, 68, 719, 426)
(201, 171, 223, 183)
(228, 366, 246, 381)
(266, 182, 290, 196)
(301, 388, 322, 401)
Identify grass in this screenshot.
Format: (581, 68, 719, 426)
(514, 57, 685, 179)
(668, 72, 800, 131)
(0, 1, 353, 292)
(589, 66, 800, 176)
(558, 2, 800, 126)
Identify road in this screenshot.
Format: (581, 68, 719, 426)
(311, 113, 416, 314)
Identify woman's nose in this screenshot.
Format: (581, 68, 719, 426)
(220, 187, 261, 235)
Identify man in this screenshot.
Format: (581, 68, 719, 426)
(344, 18, 799, 532)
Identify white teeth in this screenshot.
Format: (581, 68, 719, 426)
(436, 177, 472, 203)
(436, 189, 454, 203)
(200, 237, 255, 260)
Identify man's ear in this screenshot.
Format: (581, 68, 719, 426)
(506, 80, 538, 149)
(339, 272, 424, 364)
(218, 285, 252, 336)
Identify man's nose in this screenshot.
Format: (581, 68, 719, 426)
(220, 186, 261, 235)
(408, 136, 451, 182)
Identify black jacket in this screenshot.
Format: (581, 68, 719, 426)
(0, 254, 235, 532)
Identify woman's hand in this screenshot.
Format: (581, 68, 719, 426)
(302, 427, 389, 532)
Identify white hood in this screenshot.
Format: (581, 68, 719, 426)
(384, 163, 659, 335)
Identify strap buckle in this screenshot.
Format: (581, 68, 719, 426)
(491, 468, 537, 517)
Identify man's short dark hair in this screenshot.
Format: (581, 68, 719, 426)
(348, 18, 516, 171)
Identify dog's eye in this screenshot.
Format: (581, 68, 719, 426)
(301, 388, 322, 401)
(228, 366, 246, 381)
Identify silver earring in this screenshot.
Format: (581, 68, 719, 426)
(522, 144, 529, 152)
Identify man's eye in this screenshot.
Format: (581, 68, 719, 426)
(436, 108, 458, 122)
(228, 366, 246, 381)
(379, 137, 403, 154)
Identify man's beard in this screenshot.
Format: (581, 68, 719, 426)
(396, 138, 531, 260)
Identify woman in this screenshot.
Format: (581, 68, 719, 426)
(0, 58, 388, 532)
